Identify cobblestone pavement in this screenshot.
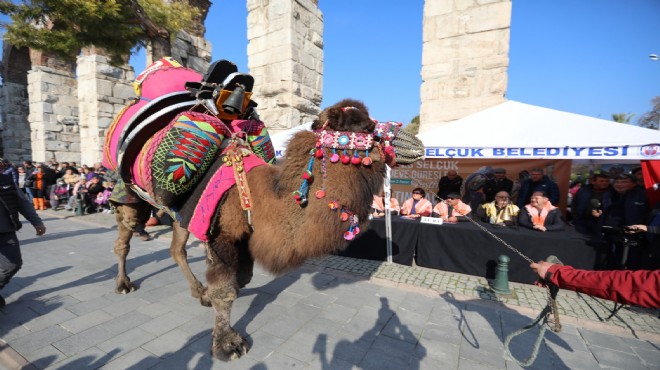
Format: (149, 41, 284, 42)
(0, 209, 658, 369)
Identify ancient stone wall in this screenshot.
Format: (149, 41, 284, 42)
(76, 54, 135, 166)
(247, 0, 323, 134)
(420, 0, 511, 128)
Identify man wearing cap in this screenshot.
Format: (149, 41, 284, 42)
(0, 171, 46, 307)
(518, 190, 565, 232)
(484, 168, 513, 203)
(433, 192, 472, 222)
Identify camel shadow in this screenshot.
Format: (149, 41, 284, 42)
(313, 296, 426, 369)
(439, 292, 576, 370)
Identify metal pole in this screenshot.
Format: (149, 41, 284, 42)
(384, 165, 393, 264)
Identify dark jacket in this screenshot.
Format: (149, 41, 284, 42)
(600, 187, 649, 227)
(571, 185, 609, 234)
(437, 175, 462, 199)
(483, 177, 513, 202)
(517, 175, 560, 208)
(518, 206, 565, 231)
(0, 174, 43, 233)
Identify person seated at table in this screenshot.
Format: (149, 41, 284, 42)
(432, 192, 472, 222)
(372, 192, 400, 218)
(400, 187, 432, 218)
(476, 191, 519, 226)
(518, 190, 565, 232)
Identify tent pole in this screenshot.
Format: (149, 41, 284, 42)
(384, 165, 393, 264)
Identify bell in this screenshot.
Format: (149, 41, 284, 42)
(222, 84, 246, 115)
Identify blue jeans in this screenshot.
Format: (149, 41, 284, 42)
(24, 187, 34, 203)
(0, 232, 22, 289)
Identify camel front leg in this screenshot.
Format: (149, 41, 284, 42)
(112, 202, 150, 294)
(169, 221, 210, 306)
(206, 241, 250, 360)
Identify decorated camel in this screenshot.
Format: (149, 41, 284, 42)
(103, 58, 425, 360)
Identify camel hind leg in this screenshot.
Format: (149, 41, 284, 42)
(112, 201, 151, 294)
(169, 221, 210, 306)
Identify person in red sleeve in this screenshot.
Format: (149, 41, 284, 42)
(530, 261, 659, 308)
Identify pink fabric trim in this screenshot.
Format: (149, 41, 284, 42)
(188, 154, 267, 242)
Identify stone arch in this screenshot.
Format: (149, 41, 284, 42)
(0, 44, 31, 162)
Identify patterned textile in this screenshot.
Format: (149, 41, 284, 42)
(231, 120, 276, 164)
(146, 112, 231, 206)
(103, 58, 201, 171)
(187, 152, 267, 242)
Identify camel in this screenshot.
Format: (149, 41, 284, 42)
(105, 60, 424, 361)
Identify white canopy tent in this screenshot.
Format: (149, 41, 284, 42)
(270, 121, 313, 158)
(419, 100, 660, 163)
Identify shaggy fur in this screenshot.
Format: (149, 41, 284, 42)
(110, 98, 421, 361)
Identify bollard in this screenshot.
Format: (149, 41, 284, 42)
(75, 197, 84, 216)
(492, 254, 511, 295)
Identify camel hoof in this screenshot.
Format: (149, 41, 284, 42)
(211, 330, 250, 361)
(115, 281, 136, 294)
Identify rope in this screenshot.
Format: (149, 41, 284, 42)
(408, 179, 562, 367)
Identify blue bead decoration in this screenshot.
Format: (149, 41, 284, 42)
(338, 135, 350, 145)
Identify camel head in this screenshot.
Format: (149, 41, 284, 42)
(311, 99, 424, 167)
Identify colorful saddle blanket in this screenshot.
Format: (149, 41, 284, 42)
(104, 58, 277, 241)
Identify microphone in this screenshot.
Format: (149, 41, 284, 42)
(590, 199, 601, 210)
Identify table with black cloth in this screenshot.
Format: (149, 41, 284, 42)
(339, 217, 419, 265)
(340, 217, 603, 284)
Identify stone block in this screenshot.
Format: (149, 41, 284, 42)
(96, 79, 114, 96)
(465, 1, 512, 34)
(45, 140, 69, 151)
(424, 0, 453, 17)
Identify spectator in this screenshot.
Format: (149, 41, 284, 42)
(86, 175, 106, 212)
(510, 170, 529, 205)
(61, 168, 81, 186)
(517, 168, 560, 209)
(65, 178, 89, 212)
(571, 173, 611, 235)
(372, 192, 400, 218)
(484, 168, 514, 202)
(433, 192, 472, 222)
(437, 170, 462, 200)
(49, 179, 71, 210)
(400, 188, 432, 218)
(631, 167, 643, 189)
(518, 190, 565, 232)
(22, 160, 36, 203)
(1, 159, 18, 185)
(95, 180, 115, 213)
(16, 166, 27, 196)
(0, 172, 46, 307)
(462, 176, 486, 211)
(530, 261, 659, 308)
(25, 163, 48, 210)
(594, 173, 649, 269)
(476, 191, 519, 226)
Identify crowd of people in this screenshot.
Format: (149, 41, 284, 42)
(1, 159, 115, 215)
(372, 165, 656, 271)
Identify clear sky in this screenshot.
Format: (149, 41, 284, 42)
(172, 0, 659, 125)
(137, 1, 660, 126)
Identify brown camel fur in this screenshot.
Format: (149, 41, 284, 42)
(110, 98, 422, 360)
